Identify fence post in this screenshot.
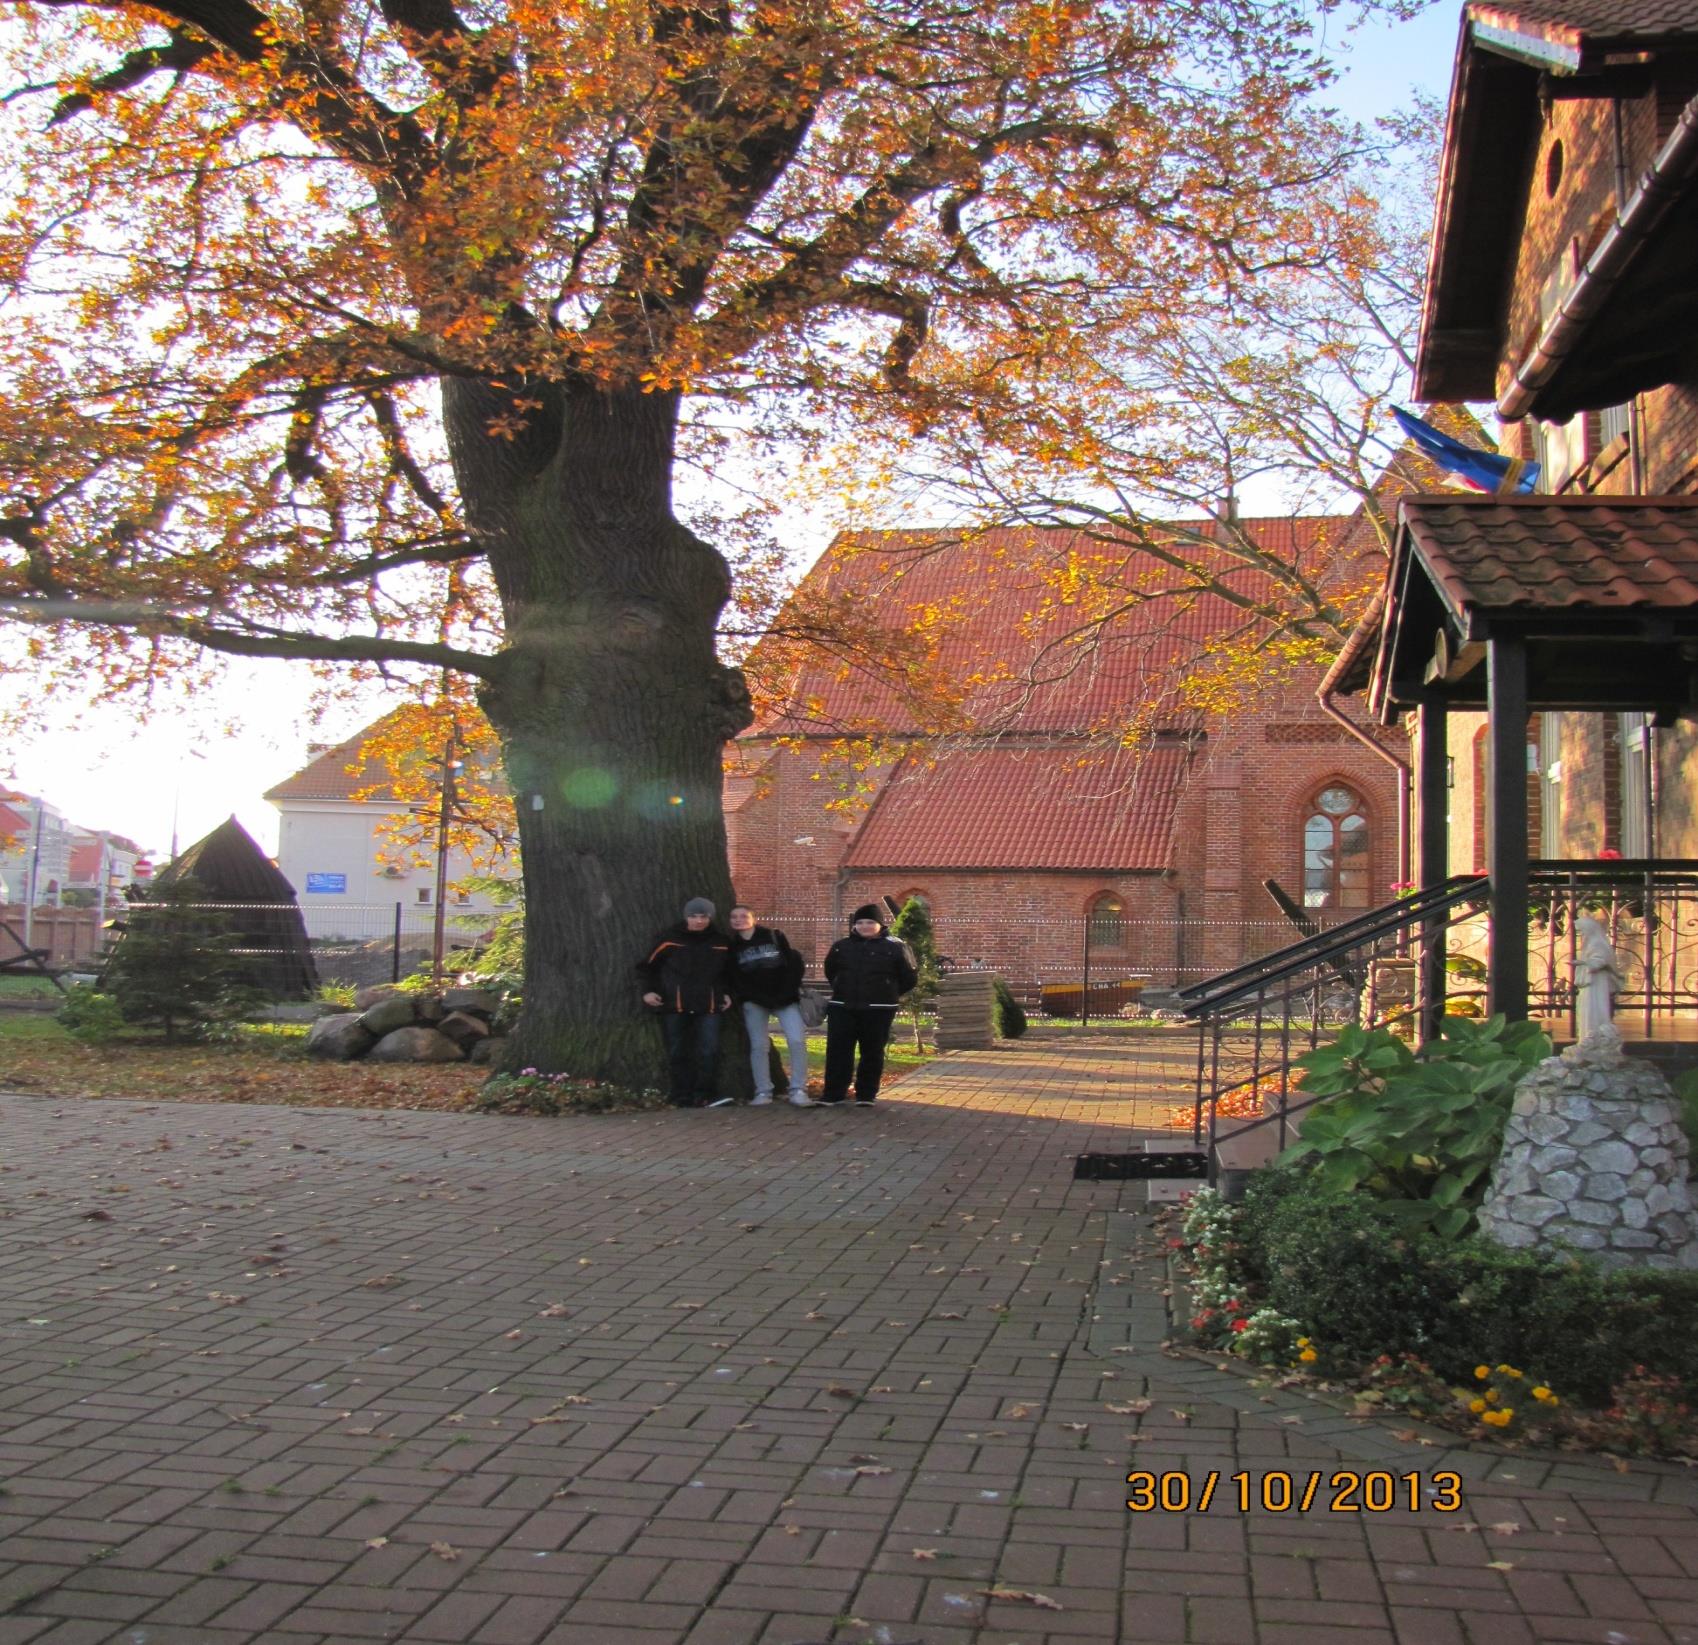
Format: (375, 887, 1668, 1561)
(392, 902, 403, 984)
(1080, 918, 1091, 1028)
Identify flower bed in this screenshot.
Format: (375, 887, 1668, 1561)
(1173, 1172, 1698, 1456)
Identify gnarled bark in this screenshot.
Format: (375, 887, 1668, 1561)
(446, 377, 751, 1084)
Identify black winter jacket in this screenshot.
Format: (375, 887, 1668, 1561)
(824, 931, 919, 1009)
(729, 925, 805, 1009)
(637, 924, 733, 1014)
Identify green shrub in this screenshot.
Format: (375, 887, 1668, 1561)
(1248, 1181, 1698, 1403)
(1672, 1070, 1698, 1173)
(1279, 1015, 1550, 1237)
(56, 985, 126, 1044)
(891, 898, 941, 1052)
(992, 977, 1027, 1038)
(474, 1070, 665, 1116)
(99, 879, 266, 1043)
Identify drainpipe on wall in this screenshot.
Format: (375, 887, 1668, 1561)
(1317, 599, 1413, 892)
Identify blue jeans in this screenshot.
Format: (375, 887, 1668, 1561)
(742, 1001, 809, 1097)
(660, 1011, 722, 1106)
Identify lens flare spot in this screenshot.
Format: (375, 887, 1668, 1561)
(561, 767, 618, 808)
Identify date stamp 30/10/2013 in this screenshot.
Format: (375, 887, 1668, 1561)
(1127, 1470, 1464, 1515)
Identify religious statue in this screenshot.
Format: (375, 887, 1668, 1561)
(1574, 915, 1621, 1040)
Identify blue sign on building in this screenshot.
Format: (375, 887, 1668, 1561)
(304, 872, 348, 894)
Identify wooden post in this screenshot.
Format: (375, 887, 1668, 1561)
(1417, 697, 1449, 1041)
(1487, 635, 1530, 1021)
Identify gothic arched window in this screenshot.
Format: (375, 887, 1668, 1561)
(1303, 785, 1370, 911)
(1086, 891, 1127, 950)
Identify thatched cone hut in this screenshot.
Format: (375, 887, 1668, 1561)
(154, 818, 318, 999)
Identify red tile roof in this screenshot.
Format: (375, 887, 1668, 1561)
(753, 520, 1360, 737)
(1470, 0, 1698, 50)
(843, 742, 1190, 872)
(1399, 494, 1698, 621)
(265, 714, 406, 803)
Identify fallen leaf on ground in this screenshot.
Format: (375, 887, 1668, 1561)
(1105, 1400, 1151, 1415)
(912, 1548, 939, 1560)
(979, 1588, 1064, 1610)
(429, 1542, 460, 1561)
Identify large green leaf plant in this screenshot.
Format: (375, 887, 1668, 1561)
(1279, 1016, 1552, 1238)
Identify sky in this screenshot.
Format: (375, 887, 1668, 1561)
(3, 0, 1463, 864)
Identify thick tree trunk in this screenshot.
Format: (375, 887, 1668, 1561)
(444, 378, 752, 1086)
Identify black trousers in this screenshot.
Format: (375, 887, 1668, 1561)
(822, 1004, 896, 1102)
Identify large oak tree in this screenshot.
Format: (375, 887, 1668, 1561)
(0, 0, 1390, 1079)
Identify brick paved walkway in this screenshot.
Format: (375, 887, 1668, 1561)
(2, 1032, 1697, 1645)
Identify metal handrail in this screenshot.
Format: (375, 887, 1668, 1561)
(1178, 875, 1489, 1019)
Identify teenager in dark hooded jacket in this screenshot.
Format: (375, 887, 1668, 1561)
(637, 897, 734, 1107)
(821, 903, 918, 1104)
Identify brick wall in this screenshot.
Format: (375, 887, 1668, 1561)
(727, 673, 1402, 990)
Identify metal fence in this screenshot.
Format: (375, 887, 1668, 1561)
(49, 898, 1338, 1011)
(760, 913, 1308, 1016)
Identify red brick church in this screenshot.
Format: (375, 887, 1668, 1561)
(725, 520, 1407, 999)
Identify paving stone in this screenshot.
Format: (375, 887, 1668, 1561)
(3, 1041, 1698, 1645)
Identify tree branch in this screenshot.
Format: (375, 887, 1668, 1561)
(49, 30, 216, 124)
(0, 593, 499, 676)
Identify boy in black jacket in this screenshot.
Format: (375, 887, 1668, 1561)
(728, 905, 814, 1107)
(637, 897, 734, 1107)
(821, 903, 919, 1105)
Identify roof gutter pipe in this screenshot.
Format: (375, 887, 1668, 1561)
(1498, 90, 1698, 423)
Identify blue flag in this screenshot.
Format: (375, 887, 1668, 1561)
(1392, 407, 1540, 494)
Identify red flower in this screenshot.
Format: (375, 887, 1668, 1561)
(1230, 1319, 1250, 1333)
(1598, 848, 1623, 860)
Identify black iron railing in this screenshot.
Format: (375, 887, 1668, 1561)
(1181, 861, 1698, 1183)
(1527, 860, 1698, 1041)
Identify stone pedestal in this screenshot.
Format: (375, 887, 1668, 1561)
(1477, 1024, 1698, 1270)
(934, 972, 996, 1050)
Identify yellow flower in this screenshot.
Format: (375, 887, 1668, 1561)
(1475, 1366, 1491, 1380)
(1531, 1386, 1552, 1402)
(1485, 1389, 1500, 1404)
(1469, 1398, 1486, 1414)
(1298, 1348, 1317, 1363)
(1296, 1337, 1310, 1348)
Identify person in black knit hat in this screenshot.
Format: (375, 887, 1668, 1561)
(821, 904, 918, 1105)
(637, 897, 734, 1107)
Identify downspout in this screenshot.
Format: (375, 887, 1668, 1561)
(1499, 90, 1698, 423)
(1317, 593, 1413, 891)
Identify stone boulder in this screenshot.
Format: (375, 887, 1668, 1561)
(354, 984, 404, 1011)
(1477, 1024, 1698, 1270)
(443, 987, 501, 1018)
(469, 1035, 503, 1066)
(436, 1010, 491, 1053)
(359, 995, 420, 1037)
(306, 1013, 377, 1062)
(366, 1025, 465, 1064)
(412, 993, 448, 1024)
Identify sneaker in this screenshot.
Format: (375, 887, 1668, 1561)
(749, 1093, 775, 1107)
(706, 1097, 735, 1108)
(853, 1099, 876, 1106)
(786, 1092, 815, 1107)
